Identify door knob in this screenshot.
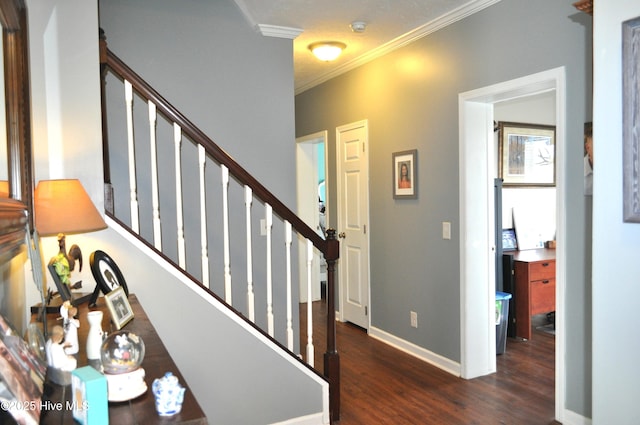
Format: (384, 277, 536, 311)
(338, 232, 346, 239)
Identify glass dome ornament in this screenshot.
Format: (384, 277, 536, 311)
(100, 330, 147, 401)
(101, 330, 144, 373)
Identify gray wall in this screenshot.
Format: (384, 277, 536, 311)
(100, 0, 296, 203)
(99, 0, 301, 347)
(296, 0, 592, 418)
(592, 0, 640, 423)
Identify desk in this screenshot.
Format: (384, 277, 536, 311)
(512, 249, 556, 340)
(35, 295, 207, 424)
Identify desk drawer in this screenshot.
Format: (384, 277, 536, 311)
(529, 260, 555, 281)
(531, 278, 555, 314)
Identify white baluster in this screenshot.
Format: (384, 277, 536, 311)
(265, 204, 274, 337)
(174, 123, 186, 268)
(222, 166, 232, 305)
(198, 145, 209, 288)
(285, 221, 293, 351)
(306, 239, 314, 367)
(124, 81, 139, 233)
(148, 101, 162, 250)
(245, 186, 255, 322)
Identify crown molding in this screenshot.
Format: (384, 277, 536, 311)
(295, 0, 502, 94)
(257, 24, 303, 39)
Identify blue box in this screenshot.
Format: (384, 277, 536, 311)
(71, 366, 109, 425)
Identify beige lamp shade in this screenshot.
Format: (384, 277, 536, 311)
(0, 180, 8, 198)
(35, 179, 107, 236)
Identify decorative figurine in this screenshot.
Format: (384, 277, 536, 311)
(86, 310, 104, 361)
(45, 325, 77, 371)
(60, 301, 79, 355)
(49, 233, 83, 289)
(152, 372, 186, 416)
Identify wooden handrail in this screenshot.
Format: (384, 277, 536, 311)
(102, 48, 340, 421)
(105, 49, 326, 252)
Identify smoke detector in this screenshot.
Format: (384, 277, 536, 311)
(350, 21, 367, 33)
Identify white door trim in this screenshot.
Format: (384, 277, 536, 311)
(296, 131, 328, 302)
(458, 67, 566, 422)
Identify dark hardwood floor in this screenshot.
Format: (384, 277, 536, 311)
(301, 302, 558, 425)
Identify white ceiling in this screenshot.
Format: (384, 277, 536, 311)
(232, 0, 501, 93)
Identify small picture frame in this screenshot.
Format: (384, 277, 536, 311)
(90, 250, 129, 296)
(392, 149, 417, 199)
(501, 228, 518, 251)
(48, 264, 72, 301)
(104, 286, 134, 330)
(498, 122, 556, 187)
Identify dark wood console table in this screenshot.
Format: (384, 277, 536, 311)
(34, 294, 208, 424)
(512, 249, 556, 340)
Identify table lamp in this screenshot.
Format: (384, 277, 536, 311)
(0, 180, 9, 197)
(34, 179, 107, 306)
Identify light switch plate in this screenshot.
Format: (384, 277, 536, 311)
(442, 222, 451, 240)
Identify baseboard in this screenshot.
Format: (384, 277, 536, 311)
(561, 408, 592, 425)
(270, 411, 328, 425)
(369, 326, 461, 376)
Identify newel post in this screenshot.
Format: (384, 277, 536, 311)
(324, 228, 340, 422)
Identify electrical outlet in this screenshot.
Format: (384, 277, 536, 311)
(410, 311, 418, 328)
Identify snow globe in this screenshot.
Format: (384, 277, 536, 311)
(100, 330, 147, 401)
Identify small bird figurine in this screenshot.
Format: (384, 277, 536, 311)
(49, 233, 83, 289)
(58, 233, 82, 272)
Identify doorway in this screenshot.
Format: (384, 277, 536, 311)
(296, 131, 328, 302)
(459, 67, 566, 421)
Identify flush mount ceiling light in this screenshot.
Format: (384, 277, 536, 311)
(308, 41, 346, 62)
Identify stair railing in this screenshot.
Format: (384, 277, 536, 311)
(100, 46, 340, 421)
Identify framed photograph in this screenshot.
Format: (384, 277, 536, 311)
(392, 149, 417, 199)
(501, 228, 518, 251)
(584, 122, 593, 196)
(47, 264, 72, 302)
(623, 17, 640, 222)
(90, 250, 129, 297)
(105, 286, 134, 330)
(498, 122, 556, 187)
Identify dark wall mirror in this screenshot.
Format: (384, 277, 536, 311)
(0, 30, 7, 196)
(0, 0, 33, 227)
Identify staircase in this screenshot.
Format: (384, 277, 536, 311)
(99, 42, 340, 423)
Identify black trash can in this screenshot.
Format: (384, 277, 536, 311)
(496, 291, 512, 355)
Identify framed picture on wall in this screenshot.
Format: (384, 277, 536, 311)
(584, 122, 593, 196)
(623, 17, 640, 222)
(498, 122, 556, 187)
(392, 149, 417, 199)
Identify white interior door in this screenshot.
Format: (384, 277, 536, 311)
(336, 120, 370, 329)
